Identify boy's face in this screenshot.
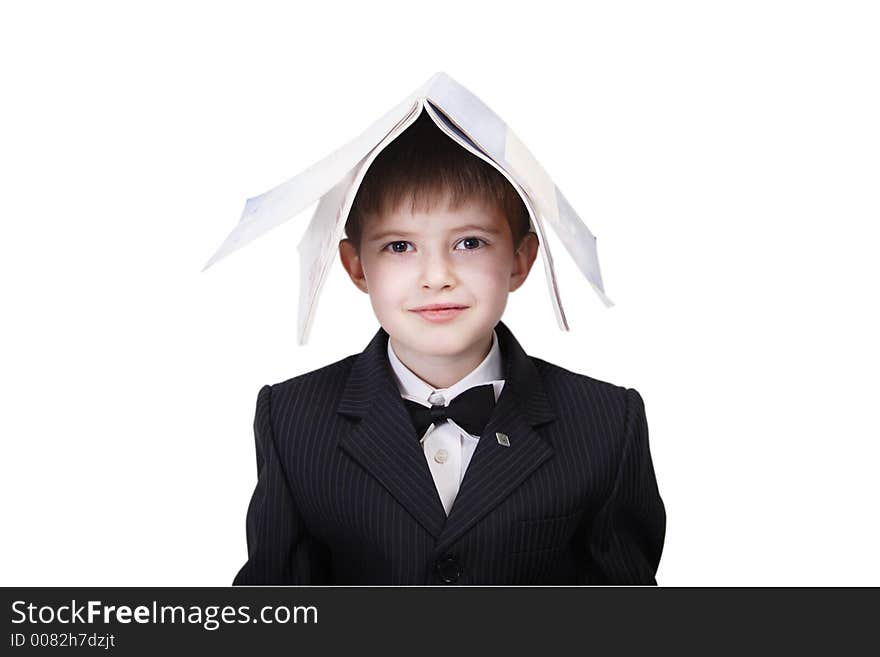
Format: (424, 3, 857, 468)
(339, 197, 538, 367)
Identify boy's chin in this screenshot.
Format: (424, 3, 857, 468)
(388, 318, 494, 356)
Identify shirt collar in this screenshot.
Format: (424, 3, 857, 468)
(387, 329, 504, 406)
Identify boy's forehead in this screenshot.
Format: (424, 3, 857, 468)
(363, 200, 507, 238)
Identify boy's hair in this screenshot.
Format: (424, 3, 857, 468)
(345, 111, 532, 253)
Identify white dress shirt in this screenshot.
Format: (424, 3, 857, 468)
(387, 330, 505, 516)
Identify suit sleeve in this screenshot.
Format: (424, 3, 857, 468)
(579, 387, 666, 585)
(233, 384, 324, 584)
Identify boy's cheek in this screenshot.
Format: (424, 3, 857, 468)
(468, 267, 510, 290)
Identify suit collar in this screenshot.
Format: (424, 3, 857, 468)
(336, 319, 556, 550)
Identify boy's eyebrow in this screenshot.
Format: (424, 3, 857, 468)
(367, 224, 502, 242)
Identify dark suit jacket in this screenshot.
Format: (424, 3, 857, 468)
(233, 320, 665, 585)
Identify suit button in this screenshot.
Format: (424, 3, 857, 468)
(435, 556, 461, 583)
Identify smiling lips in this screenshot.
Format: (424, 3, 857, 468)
(410, 304, 469, 323)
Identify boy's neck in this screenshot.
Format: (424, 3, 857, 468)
(389, 333, 494, 390)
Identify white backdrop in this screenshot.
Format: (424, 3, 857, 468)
(2, 1, 877, 586)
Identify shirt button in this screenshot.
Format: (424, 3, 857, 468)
(428, 392, 446, 405)
(434, 449, 448, 464)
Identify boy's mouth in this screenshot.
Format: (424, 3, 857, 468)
(409, 304, 469, 323)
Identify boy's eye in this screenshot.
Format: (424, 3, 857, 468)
(455, 237, 487, 251)
(384, 241, 413, 253)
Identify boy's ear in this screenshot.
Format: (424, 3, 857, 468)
(509, 232, 540, 293)
(339, 238, 369, 293)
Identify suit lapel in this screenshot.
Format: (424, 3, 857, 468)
(434, 320, 556, 554)
(337, 327, 448, 538)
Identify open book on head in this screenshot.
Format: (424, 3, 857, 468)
(203, 72, 614, 345)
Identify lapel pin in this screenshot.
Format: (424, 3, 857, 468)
(495, 432, 510, 447)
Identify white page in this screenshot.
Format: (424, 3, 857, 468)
(202, 78, 437, 271)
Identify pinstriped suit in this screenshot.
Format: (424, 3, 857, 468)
(233, 320, 665, 585)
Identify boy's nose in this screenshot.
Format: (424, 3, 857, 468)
(420, 251, 457, 289)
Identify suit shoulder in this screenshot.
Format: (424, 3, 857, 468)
(532, 355, 629, 393)
(261, 353, 358, 409)
(531, 356, 637, 417)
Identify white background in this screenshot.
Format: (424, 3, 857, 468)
(1, 1, 877, 586)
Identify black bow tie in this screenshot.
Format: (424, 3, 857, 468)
(403, 384, 496, 439)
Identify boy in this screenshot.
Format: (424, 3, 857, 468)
(232, 112, 666, 585)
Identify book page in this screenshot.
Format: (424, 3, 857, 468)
(203, 81, 434, 271)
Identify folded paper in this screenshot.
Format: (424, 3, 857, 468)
(203, 72, 613, 345)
